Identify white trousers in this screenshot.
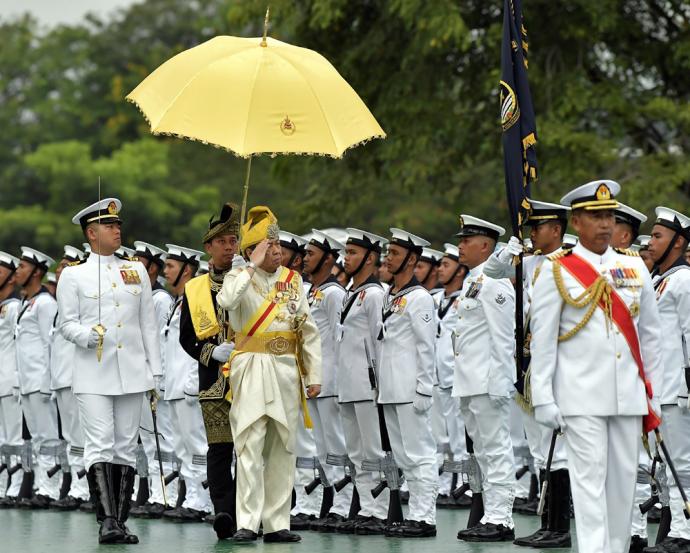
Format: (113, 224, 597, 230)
(76, 393, 143, 470)
(0, 394, 23, 497)
(139, 397, 177, 505)
(292, 413, 322, 516)
(308, 396, 353, 517)
(340, 401, 389, 519)
(631, 442, 653, 538)
(460, 394, 516, 527)
(431, 387, 467, 495)
(564, 415, 639, 553)
(21, 392, 60, 499)
(55, 388, 89, 500)
(168, 397, 212, 512)
(662, 405, 690, 540)
(382, 402, 438, 524)
(236, 415, 294, 533)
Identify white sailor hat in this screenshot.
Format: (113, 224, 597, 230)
(165, 244, 205, 266)
(419, 247, 444, 265)
(560, 180, 620, 211)
(442, 243, 460, 261)
(82, 243, 92, 255)
(636, 235, 651, 250)
(320, 227, 349, 245)
(62, 245, 84, 263)
(388, 228, 430, 254)
(653, 206, 690, 241)
(615, 203, 647, 235)
(629, 244, 641, 253)
(72, 198, 122, 229)
(133, 241, 167, 267)
(345, 228, 388, 253)
(0, 252, 20, 271)
(115, 246, 135, 259)
(46, 272, 57, 285)
(525, 199, 571, 225)
(309, 229, 345, 255)
(20, 247, 55, 271)
(455, 215, 505, 241)
(196, 260, 210, 275)
(279, 231, 308, 254)
(563, 234, 579, 248)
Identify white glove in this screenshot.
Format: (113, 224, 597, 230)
(677, 396, 689, 413)
(212, 342, 235, 363)
(497, 236, 524, 263)
(412, 393, 433, 414)
(87, 328, 105, 349)
(534, 402, 566, 430)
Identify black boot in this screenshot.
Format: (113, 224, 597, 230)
(113, 464, 139, 544)
(531, 469, 572, 548)
(89, 463, 125, 544)
(514, 469, 548, 546)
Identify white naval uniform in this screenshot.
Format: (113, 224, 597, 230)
(15, 288, 60, 499)
(49, 309, 89, 501)
(307, 277, 352, 517)
(139, 286, 176, 506)
(57, 254, 161, 469)
(0, 296, 22, 498)
(431, 288, 467, 496)
(377, 279, 438, 525)
(217, 266, 322, 534)
(162, 295, 212, 513)
(653, 260, 690, 541)
(530, 244, 663, 553)
(484, 252, 569, 474)
(336, 277, 389, 520)
(452, 262, 516, 527)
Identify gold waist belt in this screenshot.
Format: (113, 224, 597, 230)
(235, 331, 296, 356)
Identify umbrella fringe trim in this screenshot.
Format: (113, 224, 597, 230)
(126, 97, 386, 159)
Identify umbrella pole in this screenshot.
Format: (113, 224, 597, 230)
(240, 155, 252, 226)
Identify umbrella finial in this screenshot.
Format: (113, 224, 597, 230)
(261, 7, 270, 47)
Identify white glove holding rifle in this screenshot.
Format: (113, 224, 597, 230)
(497, 236, 524, 264)
(534, 402, 566, 430)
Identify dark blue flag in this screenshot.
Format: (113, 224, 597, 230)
(500, 0, 537, 236)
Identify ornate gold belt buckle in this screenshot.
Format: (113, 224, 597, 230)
(267, 336, 290, 355)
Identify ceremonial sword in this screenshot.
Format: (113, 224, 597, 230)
(93, 176, 106, 361)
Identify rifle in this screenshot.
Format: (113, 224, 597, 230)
(537, 429, 559, 516)
(361, 339, 404, 525)
(328, 454, 361, 520)
(682, 336, 690, 395)
(297, 456, 333, 519)
(149, 391, 168, 507)
(654, 429, 690, 519)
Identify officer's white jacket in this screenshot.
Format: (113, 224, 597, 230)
(151, 287, 173, 390)
(452, 262, 515, 398)
(530, 243, 663, 416)
(434, 288, 462, 390)
(377, 280, 436, 404)
(49, 311, 76, 391)
(335, 277, 384, 403)
(57, 254, 161, 395)
(163, 297, 199, 401)
(15, 289, 57, 395)
(652, 261, 690, 404)
(309, 278, 345, 398)
(0, 297, 20, 397)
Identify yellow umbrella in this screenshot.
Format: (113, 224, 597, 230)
(126, 12, 385, 222)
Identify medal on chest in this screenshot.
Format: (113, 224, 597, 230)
(120, 269, 141, 285)
(609, 263, 641, 288)
(465, 276, 483, 299)
(391, 296, 407, 314)
(0, 305, 6, 319)
(308, 289, 325, 307)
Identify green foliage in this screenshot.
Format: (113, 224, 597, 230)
(1, 0, 689, 264)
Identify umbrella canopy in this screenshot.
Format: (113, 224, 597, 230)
(126, 35, 385, 158)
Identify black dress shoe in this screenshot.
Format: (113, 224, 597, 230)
(309, 512, 345, 532)
(163, 506, 207, 522)
(99, 516, 125, 544)
(0, 496, 17, 508)
(214, 512, 235, 539)
(233, 529, 258, 543)
(513, 498, 538, 515)
(398, 520, 437, 538)
(458, 522, 515, 542)
(290, 513, 316, 531)
(531, 530, 572, 548)
(130, 502, 167, 519)
(514, 528, 547, 546)
(19, 494, 52, 509)
(264, 529, 301, 543)
(354, 516, 386, 536)
(643, 537, 690, 552)
(79, 500, 95, 513)
(50, 496, 83, 511)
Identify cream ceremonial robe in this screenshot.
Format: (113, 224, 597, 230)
(217, 266, 321, 533)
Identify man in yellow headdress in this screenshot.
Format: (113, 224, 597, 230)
(217, 206, 322, 543)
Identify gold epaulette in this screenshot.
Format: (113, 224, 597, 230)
(614, 248, 640, 257)
(68, 259, 85, 266)
(547, 249, 571, 262)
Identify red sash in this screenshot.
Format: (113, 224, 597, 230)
(557, 253, 661, 432)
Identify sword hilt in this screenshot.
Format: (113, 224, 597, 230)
(92, 323, 106, 362)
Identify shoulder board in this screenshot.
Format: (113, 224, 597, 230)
(68, 259, 85, 266)
(614, 248, 640, 257)
(547, 249, 571, 262)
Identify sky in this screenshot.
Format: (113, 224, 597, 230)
(0, 0, 138, 27)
